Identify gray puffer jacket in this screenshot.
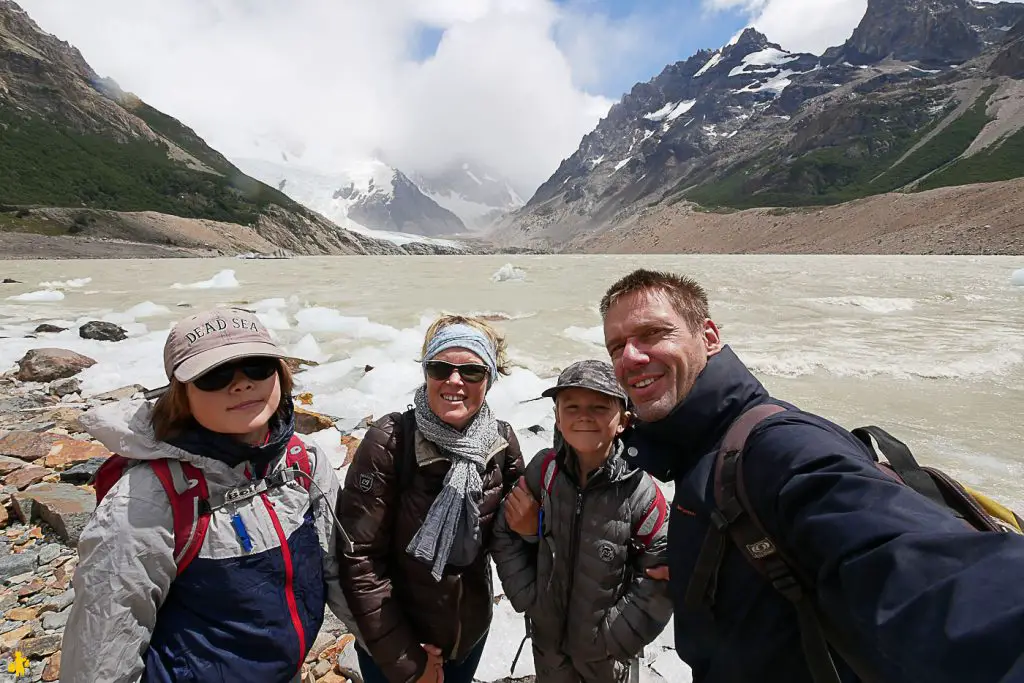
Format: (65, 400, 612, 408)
(492, 441, 673, 663)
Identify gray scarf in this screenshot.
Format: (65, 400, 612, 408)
(407, 384, 500, 581)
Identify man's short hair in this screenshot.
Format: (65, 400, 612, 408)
(599, 268, 710, 333)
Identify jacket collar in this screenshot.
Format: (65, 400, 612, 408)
(627, 344, 771, 478)
(557, 438, 636, 488)
(414, 429, 507, 468)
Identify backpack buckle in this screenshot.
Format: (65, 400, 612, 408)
(709, 508, 730, 531)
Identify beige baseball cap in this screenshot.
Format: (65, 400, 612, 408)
(162, 307, 287, 383)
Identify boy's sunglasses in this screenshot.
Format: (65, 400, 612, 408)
(423, 360, 489, 384)
(191, 357, 280, 392)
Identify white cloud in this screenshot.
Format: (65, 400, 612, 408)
(15, 0, 616, 195)
(703, 0, 868, 53)
(749, 0, 868, 54)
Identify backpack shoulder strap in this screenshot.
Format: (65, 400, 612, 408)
(717, 404, 849, 683)
(632, 477, 668, 549)
(149, 459, 211, 575)
(391, 409, 417, 491)
(494, 420, 512, 473)
(851, 426, 946, 509)
(92, 454, 134, 504)
(683, 404, 788, 609)
(540, 448, 558, 498)
(285, 434, 312, 491)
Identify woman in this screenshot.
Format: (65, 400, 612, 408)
(338, 315, 524, 683)
(62, 307, 352, 682)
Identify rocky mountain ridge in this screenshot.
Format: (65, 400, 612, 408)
(825, 0, 1024, 66)
(494, 0, 1024, 250)
(0, 0, 464, 256)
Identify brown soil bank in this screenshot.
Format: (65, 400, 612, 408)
(578, 178, 1024, 255)
(0, 232, 217, 259)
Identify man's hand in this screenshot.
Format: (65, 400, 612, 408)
(504, 477, 539, 537)
(646, 566, 670, 581)
(416, 644, 444, 683)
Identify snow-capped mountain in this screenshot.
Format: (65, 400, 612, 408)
(236, 157, 466, 239)
(412, 161, 525, 231)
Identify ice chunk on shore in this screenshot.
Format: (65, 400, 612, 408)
(563, 325, 604, 346)
(170, 269, 240, 290)
(491, 263, 526, 282)
(7, 290, 64, 302)
(294, 307, 402, 342)
(38, 277, 91, 288)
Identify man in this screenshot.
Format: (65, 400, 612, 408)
(600, 268, 1024, 683)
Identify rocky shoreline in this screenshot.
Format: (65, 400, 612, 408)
(0, 228, 552, 261)
(0, 321, 538, 682)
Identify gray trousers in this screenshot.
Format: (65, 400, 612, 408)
(533, 643, 635, 683)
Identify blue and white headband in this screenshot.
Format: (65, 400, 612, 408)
(422, 323, 499, 389)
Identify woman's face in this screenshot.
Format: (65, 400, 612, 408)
(185, 360, 282, 443)
(424, 347, 489, 430)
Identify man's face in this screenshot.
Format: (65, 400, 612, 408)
(603, 288, 721, 422)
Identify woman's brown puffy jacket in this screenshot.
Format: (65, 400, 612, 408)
(337, 409, 524, 683)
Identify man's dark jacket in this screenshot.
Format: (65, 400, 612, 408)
(625, 344, 1024, 683)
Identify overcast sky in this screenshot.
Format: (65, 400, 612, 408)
(10, 0, 924, 195)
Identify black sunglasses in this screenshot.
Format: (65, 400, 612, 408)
(191, 357, 280, 392)
(424, 360, 489, 384)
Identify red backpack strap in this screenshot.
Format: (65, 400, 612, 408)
(540, 449, 558, 498)
(150, 460, 211, 575)
(633, 478, 668, 548)
(285, 435, 312, 491)
(92, 454, 134, 504)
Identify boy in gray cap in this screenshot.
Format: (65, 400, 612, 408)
(493, 359, 673, 683)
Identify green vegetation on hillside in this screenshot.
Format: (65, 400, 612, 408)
(683, 86, 1007, 209)
(916, 125, 1024, 190)
(129, 102, 235, 175)
(0, 211, 68, 236)
(0, 106, 299, 224)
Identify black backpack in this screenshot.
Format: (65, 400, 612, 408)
(685, 404, 1023, 683)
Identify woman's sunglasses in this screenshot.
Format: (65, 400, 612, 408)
(423, 360, 489, 384)
(191, 357, 280, 392)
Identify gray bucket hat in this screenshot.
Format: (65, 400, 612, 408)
(539, 359, 627, 403)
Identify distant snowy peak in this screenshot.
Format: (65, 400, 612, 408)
(412, 161, 525, 231)
(235, 157, 465, 238)
(328, 159, 397, 203)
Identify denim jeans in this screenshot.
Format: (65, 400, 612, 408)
(355, 631, 489, 683)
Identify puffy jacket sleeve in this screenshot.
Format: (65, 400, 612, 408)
(306, 441, 360, 637)
(744, 414, 1024, 683)
(61, 465, 176, 683)
(337, 416, 427, 683)
(491, 450, 545, 613)
(601, 472, 674, 661)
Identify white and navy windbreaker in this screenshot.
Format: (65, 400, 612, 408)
(61, 399, 357, 683)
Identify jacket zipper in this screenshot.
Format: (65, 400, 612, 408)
(260, 492, 307, 673)
(561, 487, 586, 648)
